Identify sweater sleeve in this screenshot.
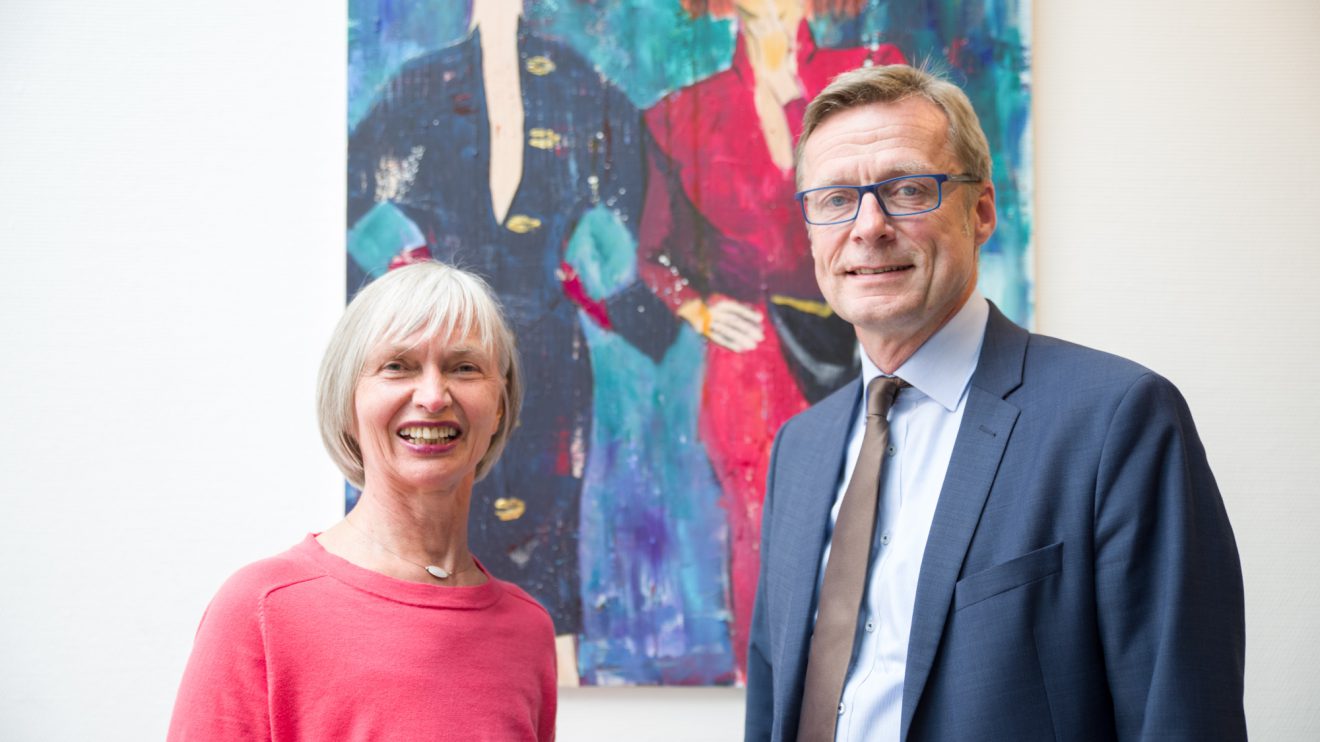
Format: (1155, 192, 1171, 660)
(167, 569, 272, 741)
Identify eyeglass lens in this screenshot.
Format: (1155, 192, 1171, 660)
(801, 176, 942, 223)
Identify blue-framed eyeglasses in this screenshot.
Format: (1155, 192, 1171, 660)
(794, 173, 981, 225)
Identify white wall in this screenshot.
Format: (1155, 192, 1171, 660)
(1, 1, 1315, 739)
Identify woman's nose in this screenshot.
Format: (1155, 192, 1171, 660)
(413, 369, 451, 412)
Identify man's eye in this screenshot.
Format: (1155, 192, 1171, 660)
(823, 192, 855, 208)
(887, 183, 927, 198)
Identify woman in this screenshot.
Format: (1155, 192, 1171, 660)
(639, 0, 904, 677)
(168, 262, 555, 740)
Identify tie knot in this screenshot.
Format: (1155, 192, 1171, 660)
(865, 376, 908, 418)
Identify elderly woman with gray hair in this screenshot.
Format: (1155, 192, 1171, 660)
(168, 262, 555, 740)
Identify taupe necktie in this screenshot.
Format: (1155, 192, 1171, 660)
(798, 376, 907, 742)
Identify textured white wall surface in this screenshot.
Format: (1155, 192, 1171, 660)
(1, 1, 1316, 739)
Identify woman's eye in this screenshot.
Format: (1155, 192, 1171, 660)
(381, 360, 406, 372)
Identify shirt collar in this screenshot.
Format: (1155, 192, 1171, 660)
(859, 291, 989, 412)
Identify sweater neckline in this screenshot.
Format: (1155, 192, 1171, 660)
(295, 533, 504, 610)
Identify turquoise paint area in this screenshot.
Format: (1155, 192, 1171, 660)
(347, 201, 425, 279)
(575, 322, 734, 685)
(529, 1, 735, 109)
(566, 206, 735, 684)
(566, 205, 636, 296)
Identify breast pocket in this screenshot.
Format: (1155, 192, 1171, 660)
(954, 541, 1064, 612)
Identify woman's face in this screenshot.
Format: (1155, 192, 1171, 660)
(352, 326, 504, 497)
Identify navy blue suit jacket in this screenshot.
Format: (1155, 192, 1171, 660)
(745, 304, 1246, 741)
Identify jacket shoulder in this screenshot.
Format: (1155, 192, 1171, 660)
(1018, 331, 1168, 396)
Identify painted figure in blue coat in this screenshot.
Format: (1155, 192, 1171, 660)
(745, 64, 1245, 740)
(347, 1, 734, 685)
(347, 3, 653, 639)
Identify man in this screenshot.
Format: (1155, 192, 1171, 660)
(744, 65, 1245, 741)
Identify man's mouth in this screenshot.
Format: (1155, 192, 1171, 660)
(398, 425, 459, 444)
(850, 265, 912, 275)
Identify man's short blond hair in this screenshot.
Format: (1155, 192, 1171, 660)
(795, 64, 992, 186)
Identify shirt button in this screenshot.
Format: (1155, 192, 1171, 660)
(886, 444, 896, 456)
(880, 532, 891, 546)
(838, 702, 846, 715)
(865, 619, 876, 633)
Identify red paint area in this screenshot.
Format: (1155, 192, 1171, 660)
(558, 261, 613, 329)
(388, 245, 433, 271)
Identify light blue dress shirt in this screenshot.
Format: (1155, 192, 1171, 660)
(815, 292, 988, 741)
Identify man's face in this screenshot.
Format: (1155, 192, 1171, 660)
(799, 98, 996, 364)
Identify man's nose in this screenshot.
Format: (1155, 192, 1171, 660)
(850, 190, 894, 238)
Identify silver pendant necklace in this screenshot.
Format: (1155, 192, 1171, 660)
(343, 517, 473, 580)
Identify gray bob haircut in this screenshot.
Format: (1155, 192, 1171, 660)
(317, 261, 523, 488)
(795, 63, 993, 186)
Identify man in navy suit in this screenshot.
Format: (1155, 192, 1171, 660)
(744, 65, 1245, 741)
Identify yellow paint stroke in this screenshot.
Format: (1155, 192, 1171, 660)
(528, 128, 561, 150)
(770, 294, 834, 317)
(525, 55, 556, 76)
(494, 497, 526, 521)
(505, 215, 542, 234)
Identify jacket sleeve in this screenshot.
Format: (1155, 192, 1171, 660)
(1093, 372, 1246, 740)
(167, 574, 271, 741)
(637, 104, 715, 315)
(744, 425, 787, 741)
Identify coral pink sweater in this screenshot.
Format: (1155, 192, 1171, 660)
(168, 535, 556, 741)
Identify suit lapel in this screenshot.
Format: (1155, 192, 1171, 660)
(778, 380, 860, 691)
(900, 304, 1027, 739)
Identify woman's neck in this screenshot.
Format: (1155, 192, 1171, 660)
(318, 481, 483, 586)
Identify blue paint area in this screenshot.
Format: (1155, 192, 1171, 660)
(567, 206, 735, 684)
(348, 0, 469, 128)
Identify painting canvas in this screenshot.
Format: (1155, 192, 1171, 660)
(346, 0, 1031, 686)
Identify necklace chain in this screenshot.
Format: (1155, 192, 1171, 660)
(343, 516, 474, 580)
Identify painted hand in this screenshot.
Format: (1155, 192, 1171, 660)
(679, 297, 764, 353)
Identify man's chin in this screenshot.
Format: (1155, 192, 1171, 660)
(840, 296, 918, 331)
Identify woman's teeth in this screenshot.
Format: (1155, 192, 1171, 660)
(399, 426, 457, 443)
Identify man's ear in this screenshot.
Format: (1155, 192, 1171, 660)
(972, 180, 997, 247)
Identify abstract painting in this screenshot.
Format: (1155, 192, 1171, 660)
(347, 0, 1031, 686)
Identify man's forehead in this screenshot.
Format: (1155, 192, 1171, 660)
(802, 108, 956, 184)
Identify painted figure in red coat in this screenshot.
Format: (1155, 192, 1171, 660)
(640, 0, 904, 678)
